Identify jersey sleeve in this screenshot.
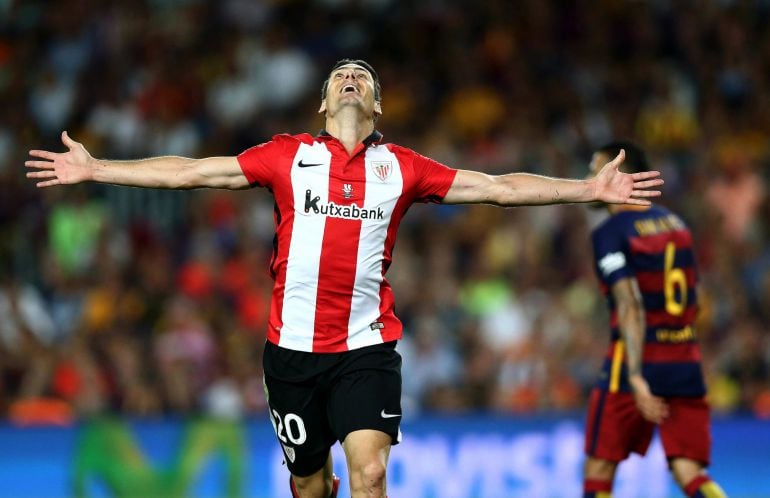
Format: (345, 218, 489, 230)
(237, 136, 291, 188)
(410, 151, 459, 203)
(592, 223, 634, 286)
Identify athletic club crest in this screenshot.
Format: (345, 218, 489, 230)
(371, 161, 392, 182)
(281, 444, 296, 463)
(342, 183, 353, 199)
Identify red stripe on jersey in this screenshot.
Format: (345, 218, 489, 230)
(377, 176, 410, 343)
(377, 274, 401, 342)
(636, 268, 697, 293)
(603, 341, 702, 363)
(264, 144, 302, 346)
(609, 303, 697, 329)
(645, 305, 697, 327)
(643, 341, 702, 362)
(312, 149, 367, 352)
(375, 249, 400, 342)
(629, 229, 692, 254)
(267, 281, 285, 345)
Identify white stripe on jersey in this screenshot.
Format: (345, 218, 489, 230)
(347, 146, 403, 350)
(279, 142, 332, 352)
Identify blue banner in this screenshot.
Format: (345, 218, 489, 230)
(0, 414, 766, 497)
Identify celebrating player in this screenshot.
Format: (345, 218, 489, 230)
(27, 60, 662, 498)
(582, 141, 727, 498)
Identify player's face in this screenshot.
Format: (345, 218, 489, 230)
(319, 64, 382, 118)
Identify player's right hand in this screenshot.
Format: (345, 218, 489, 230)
(629, 374, 669, 424)
(26, 131, 94, 187)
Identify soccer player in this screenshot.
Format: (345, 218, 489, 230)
(582, 141, 727, 498)
(27, 60, 662, 498)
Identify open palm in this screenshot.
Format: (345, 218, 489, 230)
(594, 150, 663, 205)
(26, 131, 94, 188)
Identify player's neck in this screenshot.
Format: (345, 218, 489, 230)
(325, 109, 375, 155)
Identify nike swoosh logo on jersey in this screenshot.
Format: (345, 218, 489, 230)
(380, 410, 401, 419)
(298, 160, 323, 168)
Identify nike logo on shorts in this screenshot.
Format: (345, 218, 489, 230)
(380, 410, 401, 419)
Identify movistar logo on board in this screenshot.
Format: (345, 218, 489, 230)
(304, 189, 384, 220)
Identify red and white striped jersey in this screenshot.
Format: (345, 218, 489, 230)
(237, 131, 457, 353)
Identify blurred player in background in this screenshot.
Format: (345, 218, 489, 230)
(27, 60, 662, 498)
(582, 141, 727, 498)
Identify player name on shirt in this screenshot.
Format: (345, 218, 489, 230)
(634, 213, 685, 237)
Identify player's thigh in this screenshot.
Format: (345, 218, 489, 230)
(263, 373, 336, 477)
(328, 355, 402, 446)
(659, 396, 711, 465)
(584, 388, 654, 461)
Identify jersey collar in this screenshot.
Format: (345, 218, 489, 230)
(317, 129, 383, 147)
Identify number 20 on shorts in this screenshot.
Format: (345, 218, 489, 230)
(270, 410, 308, 445)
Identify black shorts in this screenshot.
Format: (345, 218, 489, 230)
(262, 340, 402, 477)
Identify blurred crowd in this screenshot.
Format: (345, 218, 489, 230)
(1, 0, 769, 424)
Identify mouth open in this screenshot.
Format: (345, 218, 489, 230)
(341, 84, 358, 94)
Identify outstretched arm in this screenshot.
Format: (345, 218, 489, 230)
(443, 150, 663, 206)
(26, 131, 250, 190)
(611, 277, 669, 424)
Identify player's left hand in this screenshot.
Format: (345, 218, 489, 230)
(592, 150, 664, 205)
